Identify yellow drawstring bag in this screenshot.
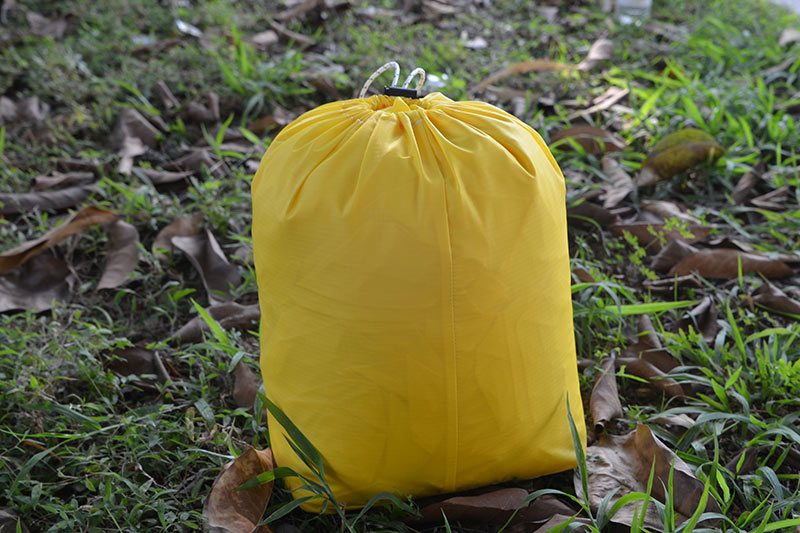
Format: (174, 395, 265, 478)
(252, 63, 586, 511)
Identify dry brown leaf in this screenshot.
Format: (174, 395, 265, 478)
(269, 20, 317, 47)
(576, 86, 630, 119)
(171, 229, 241, 305)
(641, 200, 701, 224)
(617, 357, 683, 398)
(578, 425, 720, 530)
(636, 129, 725, 186)
(134, 167, 193, 185)
(751, 185, 789, 210)
(171, 302, 260, 344)
(609, 221, 711, 251)
(650, 240, 699, 273)
(649, 413, 696, 434)
(669, 248, 793, 279)
(97, 219, 140, 290)
(0, 508, 30, 533)
(642, 274, 703, 292)
(248, 30, 279, 50)
(111, 108, 160, 149)
(117, 136, 147, 175)
(153, 80, 180, 110)
(677, 297, 719, 343)
(107, 347, 170, 384)
(752, 283, 800, 317)
(0, 205, 116, 275)
(0, 184, 94, 215)
(0, 254, 74, 313)
(567, 200, 620, 228)
(577, 38, 614, 71)
(418, 488, 529, 524)
(779, 27, 800, 47)
(26, 11, 68, 38)
(203, 447, 275, 533)
(471, 60, 570, 93)
(33, 171, 95, 190)
(233, 361, 261, 409)
(551, 125, 627, 155)
(600, 157, 633, 208)
(164, 149, 226, 179)
(275, 0, 321, 21)
(625, 314, 681, 373)
(590, 353, 622, 432)
(0, 96, 49, 125)
(152, 213, 204, 263)
(186, 92, 220, 123)
(732, 168, 762, 204)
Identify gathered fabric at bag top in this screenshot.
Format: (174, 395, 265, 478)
(251, 84, 586, 511)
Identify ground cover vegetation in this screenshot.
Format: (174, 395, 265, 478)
(1, 0, 799, 531)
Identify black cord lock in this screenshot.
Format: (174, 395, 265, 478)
(384, 86, 419, 99)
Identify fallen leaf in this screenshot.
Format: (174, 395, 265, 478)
(510, 495, 581, 527)
(269, 20, 317, 47)
(117, 136, 147, 175)
(752, 283, 800, 317)
(463, 36, 488, 49)
(203, 447, 275, 533)
(617, 357, 683, 398)
(649, 413, 696, 434)
(609, 221, 711, 251)
(577, 425, 720, 530)
(275, 0, 321, 21)
(669, 248, 793, 279)
(97, 219, 140, 290)
(601, 157, 634, 208)
(134, 167, 193, 185)
(677, 297, 718, 343)
(26, 11, 68, 38)
(732, 167, 762, 204)
(574, 87, 630, 120)
(778, 27, 800, 47)
(33, 171, 95, 190)
(471, 60, 570, 93)
(567, 200, 620, 228)
(152, 213, 204, 263)
(186, 92, 220, 123)
(650, 240, 698, 273)
(641, 200, 701, 224)
(107, 347, 170, 384)
(233, 361, 261, 409)
(171, 229, 241, 304)
(550, 125, 627, 154)
(0, 96, 49, 125)
(642, 274, 703, 292)
(625, 314, 680, 373)
(0, 508, 30, 533)
(164, 149, 226, 179)
(577, 38, 614, 71)
(418, 488, 529, 524)
(110, 108, 160, 149)
(0, 254, 74, 313)
(153, 80, 180, 110)
(248, 30, 279, 50)
(636, 128, 725, 186)
(0, 205, 116, 274)
(0, 184, 94, 215)
(171, 302, 260, 344)
(751, 185, 789, 210)
(590, 353, 622, 432)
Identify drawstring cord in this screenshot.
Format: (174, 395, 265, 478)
(359, 62, 427, 99)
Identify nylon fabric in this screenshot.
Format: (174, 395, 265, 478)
(251, 92, 586, 511)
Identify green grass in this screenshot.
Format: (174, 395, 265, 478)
(1, 0, 800, 530)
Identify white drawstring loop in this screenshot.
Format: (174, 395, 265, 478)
(402, 68, 426, 91)
(359, 61, 401, 99)
(359, 62, 427, 98)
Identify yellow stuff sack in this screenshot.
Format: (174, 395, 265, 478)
(252, 87, 586, 510)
